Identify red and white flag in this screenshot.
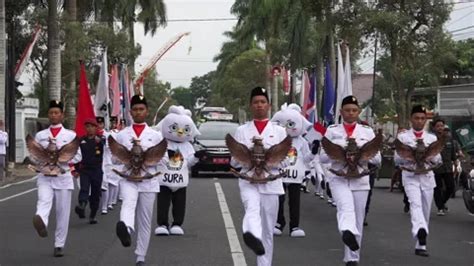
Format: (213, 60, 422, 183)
(15, 25, 42, 81)
(110, 64, 121, 118)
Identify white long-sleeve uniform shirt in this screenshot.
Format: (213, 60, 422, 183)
(320, 124, 381, 191)
(394, 129, 442, 190)
(114, 124, 164, 193)
(35, 125, 82, 190)
(230, 121, 288, 195)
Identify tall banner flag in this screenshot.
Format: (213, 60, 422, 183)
(300, 70, 311, 111)
(323, 62, 336, 125)
(110, 64, 121, 118)
(75, 62, 96, 137)
(120, 64, 132, 126)
(343, 45, 353, 96)
(15, 25, 41, 81)
(94, 50, 110, 129)
(335, 42, 345, 124)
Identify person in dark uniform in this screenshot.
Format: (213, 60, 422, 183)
(432, 119, 457, 216)
(74, 118, 105, 224)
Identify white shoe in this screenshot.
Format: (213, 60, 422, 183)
(331, 202, 337, 207)
(101, 210, 107, 215)
(169, 225, 184, 235)
(154, 226, 169, 236)
(290, 228, 306, 237)
(107, 205, 114, 210)
(319, 194, 325, 199)
(327, 199, 333, 204)
(273, 227, 282, 236)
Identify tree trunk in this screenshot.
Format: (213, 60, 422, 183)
(265, 53, 272, 116)
(64, 0, 77, 128)
(328, 26, 336, 86)
(391, 48, 408, 128)
(47, 0, 61, 101)
(0, 0, 5, 121)
(128, 21, 135, 76)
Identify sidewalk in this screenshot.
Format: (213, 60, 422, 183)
(0, 164, 37, 187)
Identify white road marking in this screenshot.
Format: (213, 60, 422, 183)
(0, 188, 37, 203)
(214, 182, 247, 266)
(0, 176, 37, 189)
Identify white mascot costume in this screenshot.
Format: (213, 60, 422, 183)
(271, 103, 316, 237)
(154, 105, 202, 236)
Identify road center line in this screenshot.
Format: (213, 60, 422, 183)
(0, 176, 37, 189)
(0, 188, 37, 203)
(214, 182, 247, 266)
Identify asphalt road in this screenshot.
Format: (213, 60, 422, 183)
(0, 176, 473, 266)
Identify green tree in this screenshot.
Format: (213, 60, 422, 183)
(212, 48, 267, 117)
(366, 0, 452, 127)
(143, 69, 172, 125)
(189, 71, 216, 108)
(171, 87, 193, 112)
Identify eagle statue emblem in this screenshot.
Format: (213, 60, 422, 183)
(225, 134, 292, 183)
(108, 136, 167, 182)
(26, 135, 80, 176)
(394, 134, 446, 174)
(321, 130, 383, 178)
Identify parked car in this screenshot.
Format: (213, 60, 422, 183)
(191, 121, 239, 177)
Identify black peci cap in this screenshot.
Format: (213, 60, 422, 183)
(411, 104, 426, 115)
(110, 116, 118, 122)
(250, 86, 269, 102)
(130, 95, 148, 107)
(341, 95, 359, 107)
(48, 100, 64, 111)
(96, 116, 105, 124)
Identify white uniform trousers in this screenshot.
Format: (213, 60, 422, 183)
(119, 182, 156, 259)
(330, 182, 368, 263)
(404, 183, 433, 250)
(240, 184, 279, 266)
(314, 170, 324, 195)
(101, 183, 119, 212)
(36, 185, 72, 248)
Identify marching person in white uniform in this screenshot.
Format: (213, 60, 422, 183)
(0, 119, 8, 179)
(320, 96, 381, 266)
(113, 95, 164, 266)
(101, 116, 121, 214)
(271, 103, 315, 237)
(230, 87, 288, 266)
(32, 100, 82, 257)
(394, 105, 442, 257)
(154, 105, 203, 236)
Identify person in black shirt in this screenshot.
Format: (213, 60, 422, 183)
(432, 119, 457, 216)
(74, 118, 105, 224)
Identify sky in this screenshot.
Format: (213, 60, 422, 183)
(134, 0, 237, 89)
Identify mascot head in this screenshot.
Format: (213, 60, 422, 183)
(160, 105, 200, 142)
(271, 103, 312, 137)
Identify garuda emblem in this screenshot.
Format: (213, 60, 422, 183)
(321, 131, 383, 178)
(108, 136, 167, 182)
(225, 134, 292, 183)
(26, 135, 80, 176)
(394, 134, 445, 174)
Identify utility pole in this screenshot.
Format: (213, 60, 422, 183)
(6, 21, 16, 164)
(370, 37, 378, 124)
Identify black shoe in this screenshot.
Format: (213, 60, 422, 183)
(346, 261, 359, 266)
(417, 228, 427, 246)
(136, 261, 146, 266)
(342, 230, 359, 251)
(243, 232, 265, 256)
(32, 215, 48, 238)
(415, 249, 429, 257)
(53, 247, 64, 257)
(404, 205, 410, 213)
(75, 203, 86, 219)
(116, 221, 131, 247)
(89, 217, 98, 224)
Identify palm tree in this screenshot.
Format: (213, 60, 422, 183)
(47, 0, 61, 101)
(64, 0, 77, 127)
(95, 0, 167, 75)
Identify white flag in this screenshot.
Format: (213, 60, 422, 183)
(343, 45, 353, 97)
(335, 42, 345, 124)
(94, 50, 110, 129)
